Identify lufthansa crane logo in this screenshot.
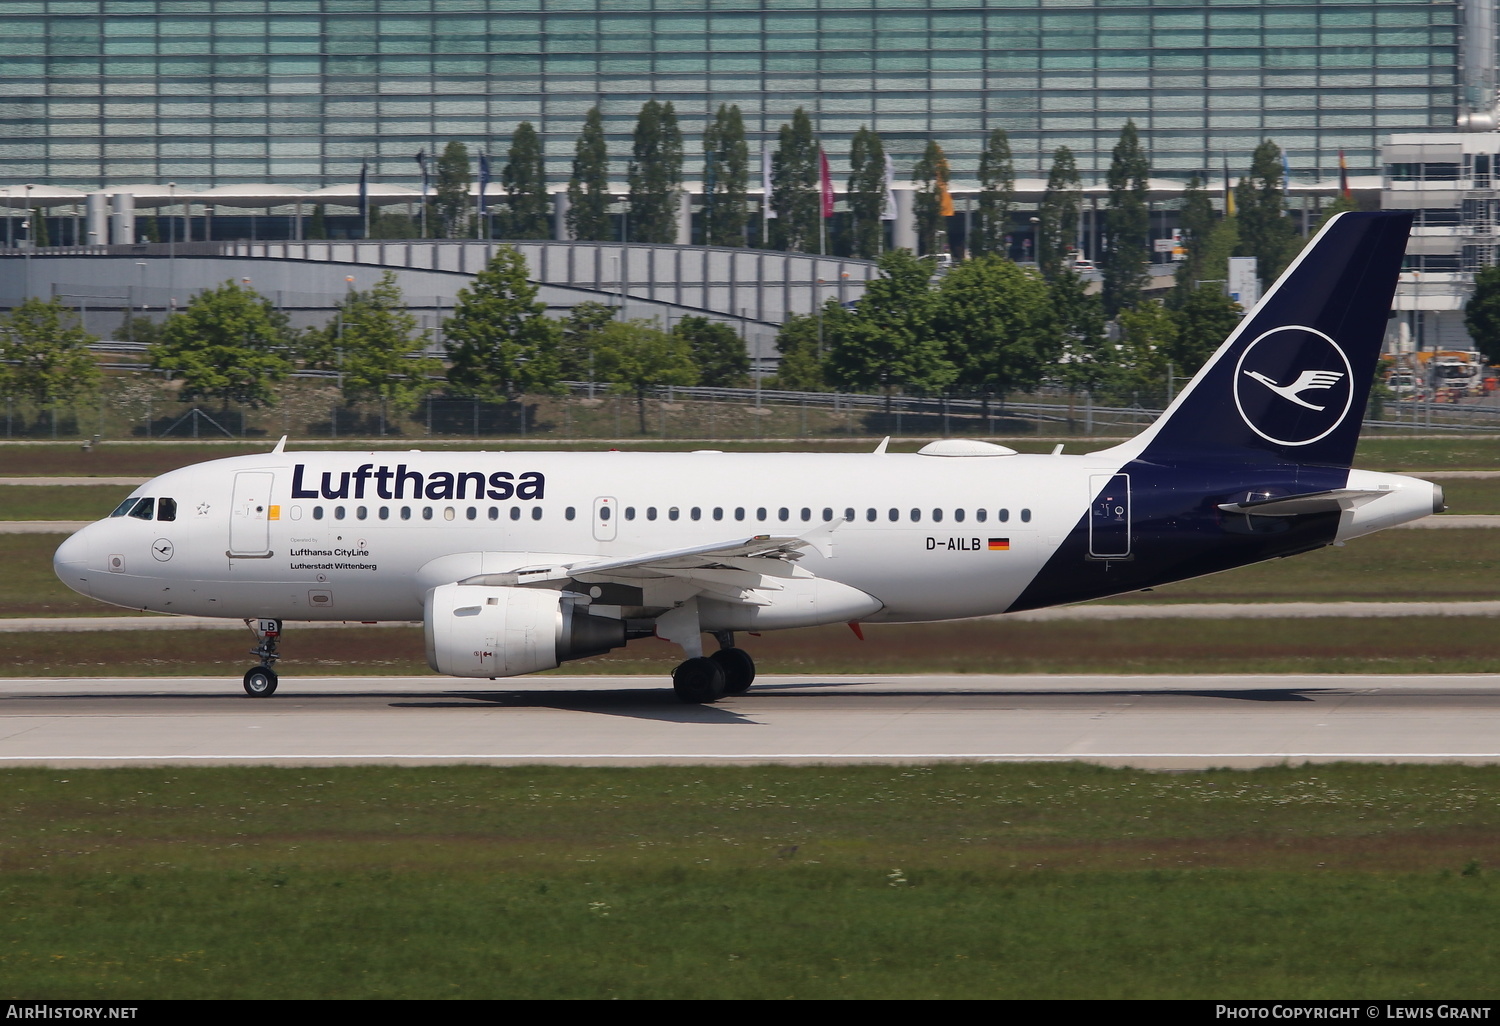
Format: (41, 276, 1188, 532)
(1233, 325, 1353, 447)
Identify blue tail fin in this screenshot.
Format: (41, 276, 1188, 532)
(1107, 211, 1412, 469)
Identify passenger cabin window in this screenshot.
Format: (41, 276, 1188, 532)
(866, 508, 877, 522)
(531, 507, 543, 520)
(565, 507, 576, 520)
(690, 507, 701, 521)
(157, 498, 177, 522)
(1021, 508, 1032, 523)
(734, 507, 745, 521)
(625, 507, 636, 520)
(510, 507, 521, 520)
(669, 507, 680, 521)
(379, 507, 390, 520)
(954, 508, 965, 523)
(401, 506, 412, 520)
(422, 507, 433, 521)
(647, 507, 657, 521)
(976, 509, 987, 522)
(356, 506, 368, 520)
(999, 509, 1010, 523)
(466, 507, 477, 521)
(313, 506, 324, 520)
(489, 507, 499, 520)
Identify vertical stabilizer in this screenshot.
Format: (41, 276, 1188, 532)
(1102, 211, 1412, 469)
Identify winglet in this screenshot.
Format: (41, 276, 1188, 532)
(271, 435, 288, 454)
(873, 436, 891, 454)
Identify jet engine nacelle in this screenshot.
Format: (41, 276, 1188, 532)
(424, 583, 626, 678)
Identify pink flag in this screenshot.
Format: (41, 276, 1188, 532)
(819, 148, 835, 219)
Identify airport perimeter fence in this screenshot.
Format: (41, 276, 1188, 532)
(4, 374, 1500, 443)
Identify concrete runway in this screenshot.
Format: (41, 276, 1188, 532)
(2, 673, 1498, 770)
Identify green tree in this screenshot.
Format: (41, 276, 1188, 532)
(702, 104, 749, 248)
(935, 254, 1058, 401)
(846, 126, 887, 259)
(434, 141, 473, 239)
(591, 318, 698, 433)
(1465, 264, 1500, 365)
(627, 100, 684, 245)
(824, 249, 953, 402)
(973, 128, 1015, 258)
(1050, 269, 1114, 396)
(567, 108, 611, 242)
(503, 122, 550, 240)
(1235, 139, 1299, 284)
(1168, 284, 1241, 380)
(672, 315, 749, 388)
(306, 271, 439, 414)
(912, 140, 953, 258)
(770, 310, 832, 391)
(1102, 120, 1151, 317)
(368, 209, 420, 239)
(148, 282, 294, 408)
(1171, 175, 1218, 304)
(1116, 299, 1177, 393)
(771, 108, 820, 253)
(557, 300, 617, 382)
(1037, 147, 1081, 279)
(0, 298, 101, 419)
(444, 246, 561, 402)
(1308, 194, 1359, 236)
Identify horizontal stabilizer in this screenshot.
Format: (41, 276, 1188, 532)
(1216, 488, 1391, 517)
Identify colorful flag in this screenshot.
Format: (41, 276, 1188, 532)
(819, 147, 835, 219)
(881, 152, 897, 221)
(1224, 155, 1236, 217)
(762, 145, 776, 218)
(1339, 149, 1351, 200)
(415, 149, 430, 198)
(478, 152, 491, 214)
(937, 146, 954, 218)
(357, 162, 368, 219)
(987, 538, 1010, 551)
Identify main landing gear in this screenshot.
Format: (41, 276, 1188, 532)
(671, 632, 756, 704)
(243, 618, 282, 697)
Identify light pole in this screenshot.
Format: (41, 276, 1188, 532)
(22, 184, 33, 301)
(167, 182, 176, 307)
(133, 261, 148, 341)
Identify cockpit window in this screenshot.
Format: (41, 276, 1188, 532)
(157, 498, 177, 522)
(128, 497, 154, 520)
(109, 498, 137, 518)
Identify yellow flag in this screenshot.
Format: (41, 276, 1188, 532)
(937, 147, 954, 217)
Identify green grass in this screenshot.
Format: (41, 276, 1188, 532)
(0, 486, 132, 521)
(1352, 435, 1500, 470)
(2, 763, 1499, 998)
(4, 614, 1500, 677)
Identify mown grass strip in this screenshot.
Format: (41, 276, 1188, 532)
(2, 616, 1499, 678)
(2, 763, 1498, 999)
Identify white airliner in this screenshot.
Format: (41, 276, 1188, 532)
(54, 212, 1440, 702)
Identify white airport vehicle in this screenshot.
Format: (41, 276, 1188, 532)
(54, 213, 1441, 703)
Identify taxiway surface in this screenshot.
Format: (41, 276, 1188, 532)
(1, 673, 1497, 770)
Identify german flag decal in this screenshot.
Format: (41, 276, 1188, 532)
(988, 538, 1010, 551)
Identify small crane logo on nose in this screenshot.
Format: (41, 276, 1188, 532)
(152, 540, 174, 562)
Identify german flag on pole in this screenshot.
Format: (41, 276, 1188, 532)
(988, 538, 1010, 551)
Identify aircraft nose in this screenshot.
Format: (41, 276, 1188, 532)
(53, 529, 93, 597)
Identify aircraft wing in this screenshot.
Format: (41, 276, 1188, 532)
(1216, 487, 1392, 517)
(458, 534, 826, 604)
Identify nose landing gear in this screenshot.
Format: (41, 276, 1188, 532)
(243, 618, 282, 697)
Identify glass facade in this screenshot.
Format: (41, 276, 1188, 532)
(0, 0, 1461, 191)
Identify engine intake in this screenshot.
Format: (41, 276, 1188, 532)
(424, 583, 626, 678)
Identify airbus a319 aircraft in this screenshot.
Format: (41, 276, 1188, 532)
(54, 212, 1440, 702)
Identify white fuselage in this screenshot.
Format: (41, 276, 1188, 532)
(53, 447, 1438, 628)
